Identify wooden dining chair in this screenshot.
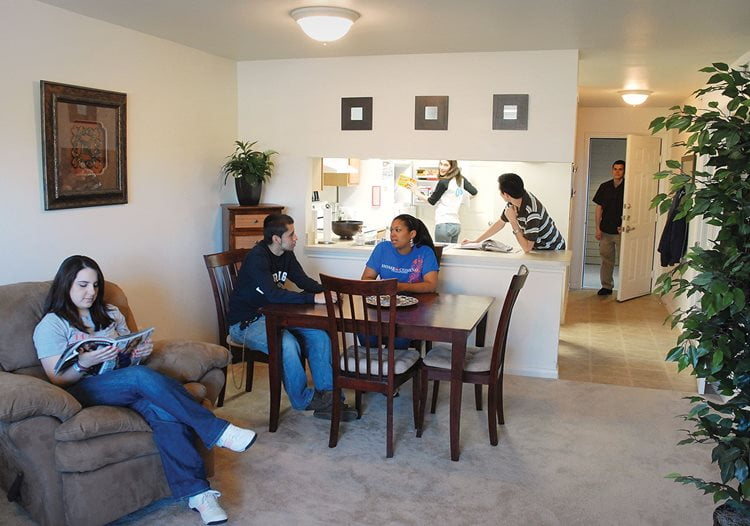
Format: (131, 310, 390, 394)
(418, 264, 529, 446)
(203, 249, 269, 407)
(320, 274, 422, 458)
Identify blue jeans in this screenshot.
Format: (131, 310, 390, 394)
(229, 316, 333, 410)
(357, 333, 412, 350)
(435, 222, 461, 243)
(66, 366, 229, 500)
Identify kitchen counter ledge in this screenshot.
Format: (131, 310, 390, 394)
(305, 242, 571, 271)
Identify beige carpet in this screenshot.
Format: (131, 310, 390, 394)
(1, 368, 718, 525)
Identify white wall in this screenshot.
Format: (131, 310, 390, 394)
(237, 50, 579, 263)
(0, 0, 237, 341)
(570, 107, 670, 288)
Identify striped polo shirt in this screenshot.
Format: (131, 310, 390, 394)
(501, 191, 566, 250)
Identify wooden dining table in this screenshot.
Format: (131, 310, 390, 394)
(261, 292, 495, 461)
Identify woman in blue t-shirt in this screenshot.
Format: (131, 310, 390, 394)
(362, 214, 439, 292)
(360, 214, 439, 348)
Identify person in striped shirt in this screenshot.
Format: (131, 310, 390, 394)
(462, 173, 566, 253)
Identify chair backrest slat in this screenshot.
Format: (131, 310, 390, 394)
(203, 249, 249, 347)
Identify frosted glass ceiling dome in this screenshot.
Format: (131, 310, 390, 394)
(290, 6, 360, 43)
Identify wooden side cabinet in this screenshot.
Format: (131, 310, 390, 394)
(222, 204, 285, 250)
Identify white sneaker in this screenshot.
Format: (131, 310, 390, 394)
(188, 490, 227, 525)
(216, 424, 257, 452)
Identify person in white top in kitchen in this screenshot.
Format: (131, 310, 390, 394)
(409, 160, 478, 243)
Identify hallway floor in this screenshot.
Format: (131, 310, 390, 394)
(558, 290, 697, 391)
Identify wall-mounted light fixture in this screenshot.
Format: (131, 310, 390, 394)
(619, 90, 652, 106)
(290, 6, 360, 42)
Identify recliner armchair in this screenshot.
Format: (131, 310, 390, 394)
(0, 280, 231, 526)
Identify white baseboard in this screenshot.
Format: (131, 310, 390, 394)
(505, 366, 559, 379)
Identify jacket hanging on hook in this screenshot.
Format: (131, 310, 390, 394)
(658, 188, 689, 267)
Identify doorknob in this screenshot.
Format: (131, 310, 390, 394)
(624, 225, 634, 233)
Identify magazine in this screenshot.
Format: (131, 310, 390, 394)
(397, 174, 416, 188)
(459, 239, 517, 253)
(53, 327, 154, 375)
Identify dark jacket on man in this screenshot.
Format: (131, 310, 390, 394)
(228, 243, 323, 325)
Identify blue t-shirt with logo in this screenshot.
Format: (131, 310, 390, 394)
(365, 241, 439, 283)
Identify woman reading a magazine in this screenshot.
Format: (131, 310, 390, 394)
(33, 255, 256, 525)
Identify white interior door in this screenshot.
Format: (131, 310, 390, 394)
(617, 135, 661, 302)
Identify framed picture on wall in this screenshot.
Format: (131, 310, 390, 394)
(41, 81, 127, 210)
(681, 153, 696, 181)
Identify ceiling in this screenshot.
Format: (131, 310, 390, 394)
(37, 0, 750, 107)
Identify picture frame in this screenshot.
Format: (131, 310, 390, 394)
(371, 185, 381, 207)
(681, 153, 696, 182)
(415, 96, 449, 130)
(41, 81, 127, 210)
(492, 94, 529, 130)
(341, 97, 373, 130)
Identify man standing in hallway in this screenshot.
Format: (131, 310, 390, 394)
(593, 160, 625, 296)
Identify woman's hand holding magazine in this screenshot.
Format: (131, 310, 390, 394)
(53, 327, 155, 375)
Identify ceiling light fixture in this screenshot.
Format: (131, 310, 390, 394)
(290, 6, 360, 42)
(619, 90, 652, 106)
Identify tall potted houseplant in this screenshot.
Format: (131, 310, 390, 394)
(649, 62, 750, 523)
(222, 140, 277, 206)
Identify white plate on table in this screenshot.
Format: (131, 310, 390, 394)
(365, 295, 419, 308)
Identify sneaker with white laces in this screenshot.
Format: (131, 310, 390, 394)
(188, 490, 227, 525)
(216, 424, 257, 452)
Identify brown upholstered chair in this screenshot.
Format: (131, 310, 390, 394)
(418, 264, 528, 446)
(320, 274, 422, 458)
(203, 249, 269, 407)
(0, 280, 230, 526)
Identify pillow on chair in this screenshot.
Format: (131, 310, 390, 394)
(423, 345, 492, 372)
(342, 345, 420, 375)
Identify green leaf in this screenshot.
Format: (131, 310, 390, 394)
(712, 62, 730, 72)
(735, 460, 749, 483)
(667, 346, 683, 362)
(712, 351, 724, 371)
(733, 289, 746, 311)
(666, 159, 681, 169)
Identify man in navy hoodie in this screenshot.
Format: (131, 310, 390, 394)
(228, 213, 355, 420)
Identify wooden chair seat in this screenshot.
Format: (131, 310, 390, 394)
(423, 345, 492, 372)
(342, 345, 420, 375)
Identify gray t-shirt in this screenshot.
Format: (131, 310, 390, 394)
(33, 306, 130, 360)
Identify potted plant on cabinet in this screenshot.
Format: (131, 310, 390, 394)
(222, 140, 277, 206)
(649, 62, 750, 524)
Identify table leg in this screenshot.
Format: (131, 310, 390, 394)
(450, 335, 467, 461)
(265, 315, 282, 433)
(475, 313, 488, 347)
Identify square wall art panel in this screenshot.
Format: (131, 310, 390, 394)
(415, 96, 448, 130)
(341, 97, 373, 130)
(492, 94, 529, 130)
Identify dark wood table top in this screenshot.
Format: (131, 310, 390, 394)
(261, 293, 495, 342)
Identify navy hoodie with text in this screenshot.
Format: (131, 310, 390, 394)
(227, 243, 323, 325)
